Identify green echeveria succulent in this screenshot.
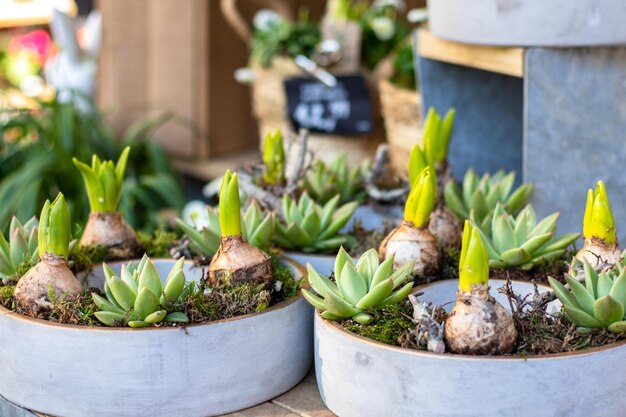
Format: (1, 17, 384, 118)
(274, 193, 358, 253)
(475, 203, 579, 270)
(303, 154, 369, 205)
(444, 169, 533, 232)
(549, 260, 626, 333)
(176, 201, 275, 256)
(0, 216, 38, 283)
(303, 247, 414, 324)
(94, 255, 189, 328)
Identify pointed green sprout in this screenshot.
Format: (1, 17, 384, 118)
(303, 154, 369, 204)
(302, 247, 415, 324)
(404, 167, 435, 228)
(94, 255, 189, 327)
(327, 0, 351, 21)
(408, 142, 437, 192)
(444, 169, 534, 232)
(38, 193, 71, 259)
(473, 203, 579, 270)
(549, 259, 626, 333)
(176, 201, 275, 256)
(262, 129, 286, 186)
(409, 142, 428, 187)
(274, 192, 358, 253)
(0, 216, 38, 283)
(459, 220, 489, 292)
(72, 146, 130, 213)
(583, 180, 616, 244)
(421, 106, 456, 166)
(219, 170, 242, 237)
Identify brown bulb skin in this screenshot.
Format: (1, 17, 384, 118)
(429, 205, 462, 250)
(80, 212, 143, 260)
(14, 253, 83, 317)
(576, 237, 622, 270)
(444, 284, 517, 355)
(208, 235, 274, 288)
(379, 220, 441, 280)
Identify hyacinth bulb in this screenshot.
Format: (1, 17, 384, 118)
(409, 143, 461, 250)
(74, 147, 142, 259)
(379, 167, 440, 279)
(208, 171, 273, 288)
(14, 194, 83, 316)
(444, 221, 517, 355)
(577, 180, 622, 269)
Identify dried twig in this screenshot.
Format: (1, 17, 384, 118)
(364, 144, 409, 202)
(285, 128, 309, 194)
(169, 236, 193, 260)
(407, 293, 445, 353)
(237, 172, 280, 210)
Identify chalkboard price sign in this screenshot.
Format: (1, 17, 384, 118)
(284, 74, 373, 136)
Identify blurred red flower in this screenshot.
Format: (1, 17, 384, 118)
(8, 29, 54, 65)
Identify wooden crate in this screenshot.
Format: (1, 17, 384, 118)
(97, 0, 424, 163)
(98, 0, 245, 159)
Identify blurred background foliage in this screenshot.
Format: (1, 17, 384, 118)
(0, 92, 185, 233)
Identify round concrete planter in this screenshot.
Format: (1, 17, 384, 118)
(0, 258, 313, 417)
(315, 279, 626, 417)
(428, 0, 626, 47)
(285, 252, 336, 277)
(343, 204, 402, 233)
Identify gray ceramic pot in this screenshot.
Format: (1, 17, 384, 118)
(0, 258, 313, 417)
(343, 204, 402, 232)
(428, 0, 626, 47)
(315, 279, 626, 417)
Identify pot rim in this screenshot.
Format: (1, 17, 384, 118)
(317, 278, 626, 361)
(284, 251, 336, 258)
(0, 256, 307, 333)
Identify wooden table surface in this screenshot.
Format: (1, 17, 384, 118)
(221, 368, 335, 417)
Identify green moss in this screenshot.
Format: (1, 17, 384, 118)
(138, 229, 180, 258)
(271, 254, 300, 302)
(1, 250, 300, 327)
(45, 287, 101, 326)
(514, 306, 622, 356)
(0, 285, 15, 310)
(440, 247, 460, 281)
(179, 280, 271, 323)
(342, 301, 414, 346)
(68, 244, 109, 275)
(15, 260, 37, 280)
(348, 219, 395, 258)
